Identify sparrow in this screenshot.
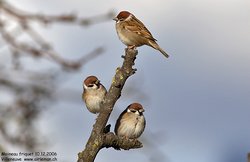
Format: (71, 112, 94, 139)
(113, 11, 169, 58)
(82, 76, 107, 114)
(115, 103, 146, 139)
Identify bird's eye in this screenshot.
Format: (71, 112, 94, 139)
(88, 84, 94, 87)
(118, 19, 124, 22)
(130, 110, 137, 113)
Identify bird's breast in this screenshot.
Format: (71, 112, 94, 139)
(115, 23, 146, 47)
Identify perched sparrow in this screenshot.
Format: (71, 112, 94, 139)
(115, 103, 146, 139)
(113, 11, 169, 58)
(82, 76, 107, 114)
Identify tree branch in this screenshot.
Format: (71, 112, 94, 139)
(0, 0, 115, 154)
(103, 132, 142, 150)
(77, 48, 140, 162)
(0, 1, 114, 26)
(0, 1, 114, 70)
(0, 18, 104, 70)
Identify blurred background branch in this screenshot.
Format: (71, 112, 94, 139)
(0, 0, 114, 70)
(0, 0, 114, 153)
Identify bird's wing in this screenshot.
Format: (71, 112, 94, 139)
(125, 17, 157, 41)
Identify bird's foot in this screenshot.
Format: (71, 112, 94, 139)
(127, 45, 136, 49)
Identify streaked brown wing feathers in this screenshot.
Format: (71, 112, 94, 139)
(125, 16, 157, 41)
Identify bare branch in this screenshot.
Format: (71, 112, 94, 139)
(0, 0, 114, 155)
(77, 48, 139, 162)
(0, 1, 114, 26)
(103, 132, 142, 150)
(0, 0, 114, 70)
(0, 18, 104, 70)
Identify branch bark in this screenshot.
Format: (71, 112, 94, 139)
(77, 48, 142, 162)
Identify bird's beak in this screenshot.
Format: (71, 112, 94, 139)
(113, 17, 118, 21)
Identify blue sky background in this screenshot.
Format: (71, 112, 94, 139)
(4, 0, 250, 162)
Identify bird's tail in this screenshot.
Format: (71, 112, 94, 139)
(149, 41, 169, 58)
(158, 47, 169, 58)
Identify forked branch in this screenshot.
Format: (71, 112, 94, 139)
(77, 48, 142, 162)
